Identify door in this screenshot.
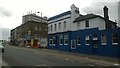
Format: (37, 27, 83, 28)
(93, 40, 98, 54)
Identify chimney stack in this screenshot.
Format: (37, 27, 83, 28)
(103, 6, 111, 29)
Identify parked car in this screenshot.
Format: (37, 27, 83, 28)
(0, 42, 4, 53)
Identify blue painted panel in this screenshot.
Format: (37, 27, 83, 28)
(48, 28, 119, 58)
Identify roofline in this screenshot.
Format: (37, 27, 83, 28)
(48, 11, 71, 21)
(74, 15, 117, 24)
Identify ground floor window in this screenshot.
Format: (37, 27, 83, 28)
(85, 35, 90, 45)
(64, 35, 68, 45)
(53, 37, 56, 46)
(59, 35, 63, 45)
(112, 33, 118, 45)
(71, 40, 76, 49)
(77, 37, 81, 45)
(93, 33, 98, 40)
(49, 37, 53, 46)
(101, 33, 107, 45)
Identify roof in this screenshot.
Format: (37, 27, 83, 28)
(48, 11, 71, 21)
(74, 14, 117, 24)
(74, 14, 100, 22)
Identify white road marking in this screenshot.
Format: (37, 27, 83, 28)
(65, 58, 75, 62)
(36, 64, 47, 66)
(113, 64, 120, 66)
(88, 64, 95, 66)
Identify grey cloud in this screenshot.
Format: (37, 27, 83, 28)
(0, 7, 12, 17)
(82, 2, 118, 22)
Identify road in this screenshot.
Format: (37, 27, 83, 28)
(2, 44, 119, 68)
(2, 44, 89, 66)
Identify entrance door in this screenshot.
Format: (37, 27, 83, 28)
(93, 40, 98, 54)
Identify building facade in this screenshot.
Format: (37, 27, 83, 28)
(10, 13, 48, 48)
(48, 4, 119, 58)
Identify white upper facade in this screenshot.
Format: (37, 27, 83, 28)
(48, 4, 117, 34)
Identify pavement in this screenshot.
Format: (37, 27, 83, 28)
(24, 47, 120, 66)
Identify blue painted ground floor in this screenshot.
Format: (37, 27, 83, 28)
(47, 28, 120, 58)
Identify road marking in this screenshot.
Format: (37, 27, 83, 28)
(65, 58, 75, 62)
(36, 64, 47, 66)
(113, 64, 120, 66)
(88, 64, 95, 66)
(35, 64, 52, 68)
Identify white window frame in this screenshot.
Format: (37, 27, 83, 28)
(59, 35, 63, 45)
(50, 25, 53, 32)
(71, 40, 76, 49)
(85, 36, 90, 45)
(85, 20, 89, 28)
(101, 33, 107, 45)
(49, 38, 53, 46)
(59, 22, 61, 31)
(64, 21, 66, 30)
(77, 22, 80, 29)
(112, 33, 118, 45)
(77, 37, 81, 45)
(52, 36, 56, 46)
(64, 35, 68, 45)
(54, 24, 57, 31)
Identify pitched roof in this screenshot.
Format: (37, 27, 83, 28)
(74, 14, 100, 22)
(74, 14, 117, 24)
(48, 11, 71, 21)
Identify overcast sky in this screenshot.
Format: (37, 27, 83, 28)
(0, 0, 119, 40)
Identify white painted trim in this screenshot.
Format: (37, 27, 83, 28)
(102, 43, 107, 45)
(112, 43, 118, 45)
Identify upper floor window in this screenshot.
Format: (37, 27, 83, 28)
(77, 22, 80, 29)
(39, 27, 41, 31)
(64, 21, 66, 30)
(112, 24, 116, 29)
(54, 24, 57, 31)
(85, 20, 89, 28)
(35, 27, 38, 30)
(50, 25, 53, 32)
(59, 22, 61, 31)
